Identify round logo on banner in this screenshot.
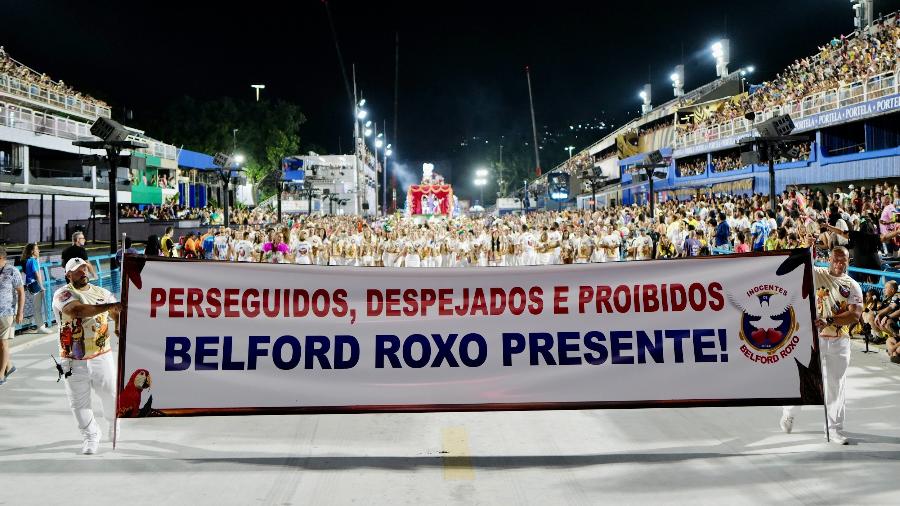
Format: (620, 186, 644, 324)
(739, 304, 797, 354)
(728, 285, 800, 363)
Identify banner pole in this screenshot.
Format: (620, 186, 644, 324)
(113, 232, 125, 450)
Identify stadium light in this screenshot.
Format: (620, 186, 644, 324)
(475, 168, 489, 178)
(640, 84, 652, 115)
(385, 148, 393, 157)
(746, 65, 755, 73)
(364, 128, 373, 137)
(234, 154, 245, 164)
(358, 99, 366, 107)
(671, 65, 685, 97)
(365, 120, 372, 127)
(565, 145, 575, 158)
(357, 109, 368, 120)
(251, 84, 266, 102)
(711, 39, 730, 78)
(375, 139, 384, 148)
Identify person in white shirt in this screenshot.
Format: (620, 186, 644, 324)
(633, 229, 653, 260)
(213, 229, 231, 261)
(53, 258, 122, 455)
(519, 225, 538, 266)
(476, 229, 489, 267)
(603, 228, 622, 262)
(781, 247, 862, 445)
(233, 232, 255, 262)
(590, 228, 606, 263)
(506, 229, 520, 267)
(405, 234, 422, 268)
(292, 231, 313, 265)
(548, 225, 563, 265)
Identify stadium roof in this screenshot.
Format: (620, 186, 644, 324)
(178, 149, 217, 170)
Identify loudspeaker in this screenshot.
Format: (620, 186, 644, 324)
(89, 117, 129, 143)
(213, 153, 231, 168)
(646, 150, 664, 165)
(756, 114, 795, 137)
(740, 143, 762, 165)
(362, 202, 370, 210)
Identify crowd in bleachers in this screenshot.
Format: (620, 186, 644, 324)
(0, 46, 109, 110)
(677, 158, 707, 177)
(126, 170, 176, 189)
(119, 203, 256, 226)
(686, 14, 900, 132)
(711, 154, 743, 173)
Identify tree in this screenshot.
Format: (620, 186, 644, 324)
(146, 96, 307, 199)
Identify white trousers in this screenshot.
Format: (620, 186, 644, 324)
(63, 351, 117, 440)
(783, 337, 851, 431)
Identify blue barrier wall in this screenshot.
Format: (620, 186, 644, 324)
(16, 254, 121, 331)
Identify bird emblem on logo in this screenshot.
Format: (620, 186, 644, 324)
(728, 285, 799, 353)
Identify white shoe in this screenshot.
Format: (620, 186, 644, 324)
(81, 437, 100, 455)
(779, 415, 794, 434)
(39, 325, 54, 334)
(828, 430, 849, 445)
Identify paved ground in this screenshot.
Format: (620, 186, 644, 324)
(1, 336, 898, 506)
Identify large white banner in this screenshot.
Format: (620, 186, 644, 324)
(117, 252, 823, 417)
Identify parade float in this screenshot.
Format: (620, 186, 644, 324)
(406, 163, 457, 216)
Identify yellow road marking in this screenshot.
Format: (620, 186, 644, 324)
(441, 426, 475, 480)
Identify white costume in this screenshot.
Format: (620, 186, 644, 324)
(783, 267, 862, 437)
(292, 240, 313, 265)
(520, 232, 538, 266)
(233, 240, 254, 262)
(52, 280, 118, 453)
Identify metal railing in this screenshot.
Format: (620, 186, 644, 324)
(0, 71, 112, 120)
(0, 100, 177, 160)
(0, 99, 93, 139)
(17, 254, 120, 331)
(677, 68, 899, 149)
(711, 246, 898, 292)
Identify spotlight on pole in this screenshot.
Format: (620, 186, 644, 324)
(711, 39, 730, 78)
(251, 84, 266, 101)
(640, 84, 652, 115)
(670, 64, 684, 97)
(74, 117, 148, 255)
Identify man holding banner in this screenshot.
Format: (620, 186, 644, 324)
(52, 258, 122, 455)
(781, 246, 862, 445)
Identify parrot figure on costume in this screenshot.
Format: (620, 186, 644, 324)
(118, 369, 152, 417)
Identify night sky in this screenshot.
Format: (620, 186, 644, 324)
(4, 0, 900, 199)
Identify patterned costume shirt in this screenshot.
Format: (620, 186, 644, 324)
(52, 283, 116, 360)
(813, 267, 863, 338)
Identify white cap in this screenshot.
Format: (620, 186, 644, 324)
(65, 257, 89, 274)
(848, 184, 855, 189)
